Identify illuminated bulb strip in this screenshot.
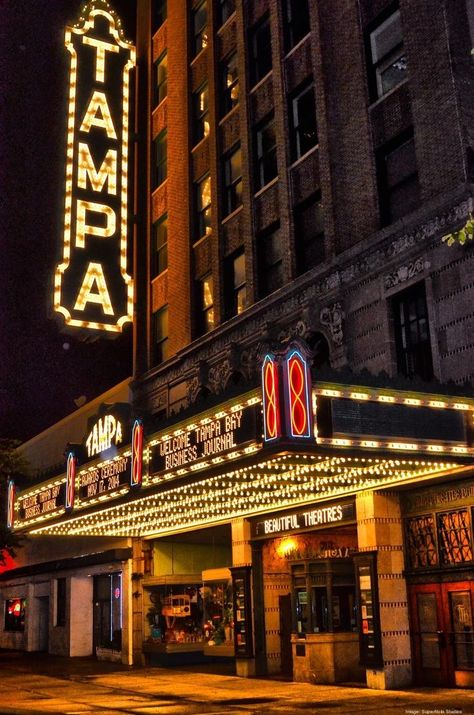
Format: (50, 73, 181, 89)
(26, 454, 460, 538)
(313, 385, 474, 412)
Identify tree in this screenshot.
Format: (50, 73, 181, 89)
(442, 214, 474, 246)
(0, 438, 28, 566)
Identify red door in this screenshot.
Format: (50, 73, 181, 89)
(410, 584, 451, 686)
(410, 582, 474, 687)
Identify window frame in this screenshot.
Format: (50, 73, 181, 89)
(377, 130, 420, 225)
(152, 129, 167, 188)
(152, 0, 167, 33)
(223, 144, 242, 217)
(220, 52, 239, 117)
(4, 598, 26, 632)
(367, 7, 407, 101)
(289, 79, 318, 162)
(284, 0, 310, 52)
(152, 213, 168, 277)
(249, 14, 272, 86)
(192, 82, 210, 145)
(197, 274, 215, 334)
(195, 173, 212, 242)
(192, 0, 208, 57)
(294, 193, 325, 274)
(152, 305, 169, 365)
(392, 281, 434, 382)
(254, 115, 278, 191)
(154, 51, 168, 107)
(257, 223, 283, 298)
(225, 249, 246, 318)
(218, 0, 236, 26)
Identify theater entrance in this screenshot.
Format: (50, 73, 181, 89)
(409, 582, 474, 688)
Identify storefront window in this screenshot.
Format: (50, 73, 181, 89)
(146, 585, 203, 644)
(202, 581, 233, 645)
(4, 598, 26, 631)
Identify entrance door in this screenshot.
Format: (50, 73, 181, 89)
(279, 594, 293, 677)
(410, 582, 474, 687)
(37, 597, 49, 652)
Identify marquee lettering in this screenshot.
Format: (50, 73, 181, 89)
(86, 414, 123, 458)
(54, 1, 135, 333)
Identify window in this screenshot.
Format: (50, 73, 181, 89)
(195, 174, 212, 240)
(392, 282, 433, 382)
(219, 0, 235, 26)
(154, 52, 167, 106)
(294, 194, 325, 273)
(223, 145, 242, 216)
(56, 578, 66, 627)
(220, 53, 239, 116)
(369, 8, 407, 99)
(4, 598, 26, 631)
(153, 214, 168, 277)
(153, 130, 167, 188)
(438, 510, 473, 566)
(152, 0, 167, 33)
(225, 250, 246, 317)
(377, 131, 419, 225)
(198, 274, 215, 333)
(254, 116, 277, 190)
(193, 83, 209, 145)
(406, 515, 438, 569)
(249, 14, 272, 86)
(284, 0, 310, 51)
(192, 1, 208, 56)
(153, 305, 169, 364)
(290, 80, 318, 161)
(258, 224, 283, 297)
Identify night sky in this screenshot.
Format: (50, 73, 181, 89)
(0, 1, 137, 442)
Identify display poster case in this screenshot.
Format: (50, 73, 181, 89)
(354, 553, 383, 667)
(202, 568, 234, 656)
(230, 566, 253, 658)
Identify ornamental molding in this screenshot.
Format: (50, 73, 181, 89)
(134, 196, 473, 412)
(320, 303, 345, 346)
(384, 257, 429, 290)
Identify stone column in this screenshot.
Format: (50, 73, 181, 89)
(131, 537, 145, 665)
(231, 518, 256, 677)
(356, 490, 412, 689)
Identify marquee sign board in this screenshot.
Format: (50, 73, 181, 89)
(79, 455, 130, 502)
(150, 404, 260, 476)
(54, 0, 135, 333)
(251, 500, 355, 538)
(18, 484, 66, 522)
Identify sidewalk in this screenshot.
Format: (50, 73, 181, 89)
(0, 650, 473, 714)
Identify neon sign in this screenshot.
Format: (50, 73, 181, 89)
(66, 452, 77, 510)
(7, 480, 15, 529)
(262, 354, 281, 441)
(285, 349, 312, 439)
(131, 419, 143, 487)
(86, 414, 123, 458)
(54, 0, 135, 333)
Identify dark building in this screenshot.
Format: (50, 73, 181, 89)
(3, 0, 474, 693)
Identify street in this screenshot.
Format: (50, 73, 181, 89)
(0, 651, 473, 715)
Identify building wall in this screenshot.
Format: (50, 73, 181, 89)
(133, 0, 474, 421)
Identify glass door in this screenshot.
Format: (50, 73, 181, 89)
(409, 584, 451, 686)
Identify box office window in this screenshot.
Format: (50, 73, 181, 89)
(56, 578, 66, 627)
(291, 562, 357, 635)
(4, 598, 26, 631)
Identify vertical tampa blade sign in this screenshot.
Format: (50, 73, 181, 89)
(54, 1, 135, 333)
